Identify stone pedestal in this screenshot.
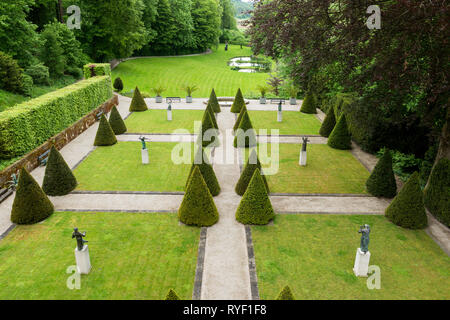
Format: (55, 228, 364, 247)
(277, 110, 282, 122)
(353, 248, 371, 277)
(75, 245, 91, 274)
(167, 110, 172, 121)
(141, 148, 149, 164)
(299, 150, 307, 166)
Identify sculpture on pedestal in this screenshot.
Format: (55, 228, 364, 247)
(302, 137, 309, 151)
(139, 136, 147, 150)
(358, 224, 370, 253)
(72, 228, 88, 251)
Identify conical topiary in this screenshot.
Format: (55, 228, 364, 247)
(11, 168, 54, 224)
(234, 111, 256, 148)
(108, 105, 127, 135)
(209, 88, 221, 113)
(165, 289, 181, 300)
(200, 110, 219, 148)
(385, 172, 428, 229)
(233, 104, 248, 132)
(230, 88, 245, 113)
(94, 114, 117, 146)
(319, 106, 336, 137)
(185, 147, 221, 196)
(235, 150, 269, 195)
(424, 158, 450, 227)
(178, 166, 219, 227)
(327, 114, 351, 150)
(366, 149, 397, 198)
(129, 86, 148, 111)
(42, 146, 78, 196)
(276, 286, 295, 300)
(236, 168, 275, 225)
(205, 102, 218, 129)
(300, 91, 317, 114)
(113, 77, 123, 92)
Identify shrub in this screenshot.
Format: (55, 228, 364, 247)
(83, 63, 111, 79)
(235, 150, 269, 196)
(424, 158, 450, 227)
(230, 88, 245, 113)
(276, 286, 295, 300)
(11, 168, 54, 224)
(205, 103, 218, 129)
(25, 63, 50, 86)
(42, 146, 78, 196)
(0, 51, 24, 93)
(178, 166, 219, 227)
(40, 28, 65, 78)
(0, 76, 113, 158)
(234, 111, 256, 148)
(109, 105, 127, 135)
(129, 87, 148, 112)
(66, 67, 83, 79)
(233, 104, 248, 132)
(385, 172, 427, 229)
(209, 88, 221, 113)
(327, 114, 351, 150)
(186, 147, 220, 196)
(165, 289, 180, 300)
(366, 149, 397, 198)
(236, 168, 275, 225)
(113, 77, 124, 92)
(319, 106, 336, 137)
(94, 114, 117, 146)
(201, 110, 219, 148)
(300, 92, 317, 114)
(20, 73, 33, 97)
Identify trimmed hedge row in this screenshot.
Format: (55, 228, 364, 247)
(0, 76, 113, 158)
(83, 63, 111, 79)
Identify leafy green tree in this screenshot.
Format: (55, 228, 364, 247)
(0, 51, 25, 93)
(147, 0, 178, 54)
(170, 0, 195, 50)
(191, 0, 221, 51)
(42, 146, 78, 196)
(219, 0, 237, 40)
(40, 27, 65, 78)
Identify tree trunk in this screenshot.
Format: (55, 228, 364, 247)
(58, 0, 64, 23)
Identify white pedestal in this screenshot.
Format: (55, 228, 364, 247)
(167, 110, 172, 121)
(141, 148, 149, 164)
(353, 248, 371, 277)
(75, 245, 91, 274)
(277, 111, 282, 122)
(299, 150, 307, 166)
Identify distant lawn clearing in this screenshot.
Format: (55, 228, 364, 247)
(0, 212, 199, 299)
(125, 109, 204, 134)
(248, 110, 321, 135)
(252, 214, 450, 300)
(74, 142, 196, 192)
(112, 44, 270, 98)
(244, 144, 370, 194)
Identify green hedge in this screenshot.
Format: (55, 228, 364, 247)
(0, 76, 113, 158)
(83, 63, 111, 79)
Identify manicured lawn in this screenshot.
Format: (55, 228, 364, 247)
(252, 214, 450, 300)
(248, 110, 321, 135)
(74, 142, 197, 192)
(244, 144, 370, 194)
(112, 44, 270, 98)
(125, 109, 204, 134)
(0, 212, 199, 299)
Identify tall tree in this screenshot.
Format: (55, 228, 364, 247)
(191, 0, 221, 51)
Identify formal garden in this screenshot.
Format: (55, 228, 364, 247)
(0, 0, 449, 304)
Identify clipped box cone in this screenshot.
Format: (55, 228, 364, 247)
(94, 114, 117, 146)
(233, 104, 248, 132)
(165, 289, 181, 300)
(108, 105, 127, 135)
(200, 110, 219, 148)
(327, 114, 351, 150)
(234, 111, 257, 148)
(205, 102, 219, 129)
(276, 285, 295, 300)
(300, 92, 317, 114)
(185, 147, 221, 196)
(230, 88, 245, 113)
(424, 158, 450, 227)
(209, 88, 221, 113)
(319, 106, 336, 137)
(129, 86, 148, 111)
(235, 150, 269, 196)
(42, 146, 78, 196)
(366, 149, 397, 198)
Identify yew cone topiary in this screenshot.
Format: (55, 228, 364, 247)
(235, 150, 269, 196)
(108, 105, 127, 135)
(178, 166, 219, 227)
(129, 86, 148, 111)
(11, 168, 54, 224)
(165, 289, 181, 300)
(233, 104, 248, 132)
(319, 106, 336, 137)
(186, 147, 221, 196)
(366, 149, 397, 198)
(385, 172, 428, 229)
(205, 102, 218, 129)
(327, 114, 351, 150)
(94, 114, 117, 146)
(424, 158, 450, 227)
(236, 168, 275, 225)
(230, 88, 245, 113)
(42, 146, 78, 196)
(300, 92, 317, 114)
(209, 88, 221, 113)
(200, 110, 219, 147)
(276, 286, 295, 300)
(233, 111, 257, 148)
